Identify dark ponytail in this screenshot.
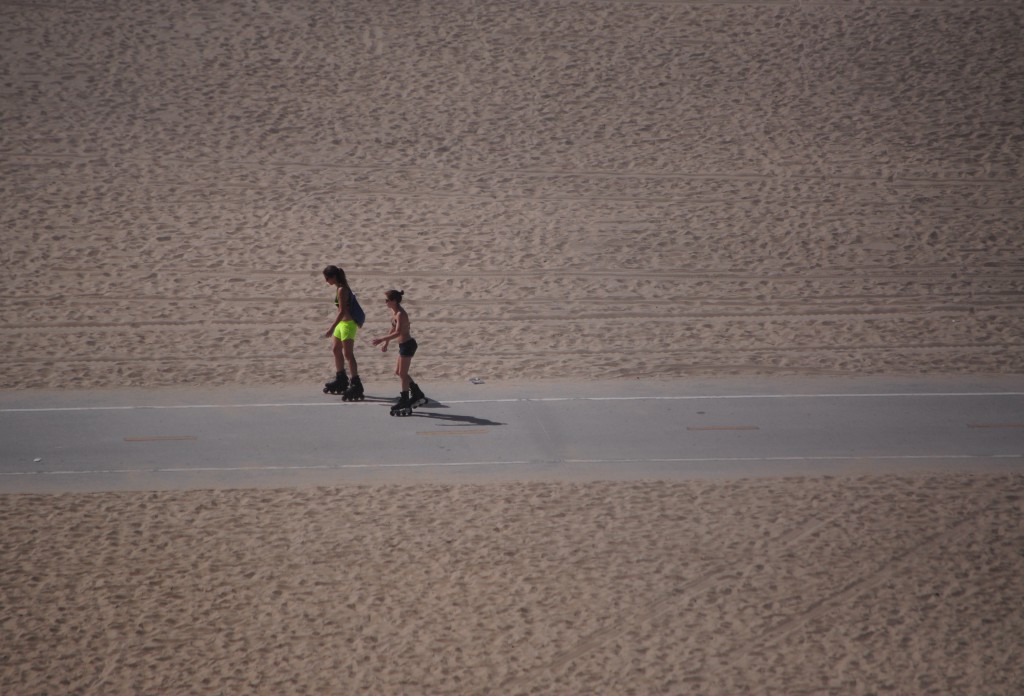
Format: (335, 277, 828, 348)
(323, 265, 348, 288)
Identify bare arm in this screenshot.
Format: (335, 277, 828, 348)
(372, 310, 410, 346)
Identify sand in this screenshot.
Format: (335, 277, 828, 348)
(2, 475, 1023, 695)
(1, 1, 1023, 390)
(2, 1, 1024, 694)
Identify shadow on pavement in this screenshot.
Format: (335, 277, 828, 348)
(408, 408, 505, 427)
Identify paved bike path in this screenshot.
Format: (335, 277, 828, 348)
(2, 376, 1023, 492)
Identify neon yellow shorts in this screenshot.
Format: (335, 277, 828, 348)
(333, 320, 358, 341)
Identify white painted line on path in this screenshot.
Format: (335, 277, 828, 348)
(0, 460, 535, 476)
(2, 453, 1020, 478)
(3, 391, 1023, 414)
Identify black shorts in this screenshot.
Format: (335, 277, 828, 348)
(398, 338, 418, 357)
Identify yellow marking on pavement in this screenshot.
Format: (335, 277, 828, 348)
(687, 425, 760, 431)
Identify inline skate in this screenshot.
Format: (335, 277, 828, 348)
(341, 375, 364, 402)
(409, 381, 428, 408)
(390, 391, 413, 417)
(323, 371, 349, 395)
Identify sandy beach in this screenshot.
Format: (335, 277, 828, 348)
(2, 0, 1023, 694)
(2, 1, 1022, 390)
(3, 475, 1023, 694)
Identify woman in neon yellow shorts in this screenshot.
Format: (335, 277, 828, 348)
(322, 265, 364, 400)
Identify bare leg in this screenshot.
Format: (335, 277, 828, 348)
(397, 356, 412, 392)
(342, 340, 358, 377)
(331, 338, 345, 373)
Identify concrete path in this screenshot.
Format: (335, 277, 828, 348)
(2, 376, 1023, 492)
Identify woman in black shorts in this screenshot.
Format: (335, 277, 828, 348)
(372, 289, 427, 414)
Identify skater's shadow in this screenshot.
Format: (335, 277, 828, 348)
(411, 407, 504, 427)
